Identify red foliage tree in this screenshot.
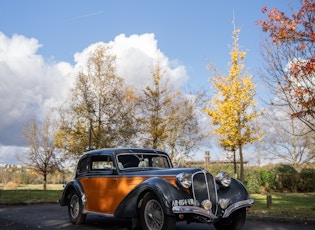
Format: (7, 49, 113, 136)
(257, 0, 315, 131)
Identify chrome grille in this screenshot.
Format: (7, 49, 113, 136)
(192, 170, 217, 214)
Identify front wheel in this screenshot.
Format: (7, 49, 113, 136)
(139, 192, 176, 230)
(214, 208, 246, 230)
(68, 191, 86, 224)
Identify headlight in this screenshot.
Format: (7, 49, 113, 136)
(215, 172, 231, 188)
(176, 173, 192, 189)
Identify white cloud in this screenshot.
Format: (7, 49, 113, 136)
(0, 32, 73, 146)
(0, 32, 189, 164)
(110, 33, 188, 90)
(73, 33, 189, 91)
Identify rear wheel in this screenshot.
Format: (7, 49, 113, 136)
(139, 192, 176, 230)
(214, 208, 246, 230)
(68, 191, 86, 224)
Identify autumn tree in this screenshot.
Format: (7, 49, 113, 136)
(57, 43, 138, 156)
(204, 28, 264, 181)
(20, 115, 62, 190)
(137, 61, 204, 162)
(257, 0, 315, 131)
(137, 61, 179, 149)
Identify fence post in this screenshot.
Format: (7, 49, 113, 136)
(266, 194, 272, 208)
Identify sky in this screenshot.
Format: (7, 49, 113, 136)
(0, 0, 300, 165)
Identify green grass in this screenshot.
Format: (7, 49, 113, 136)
(0, 190, 62, 202)
(0, 184, 63, 202)
(249, 193, 315, 219)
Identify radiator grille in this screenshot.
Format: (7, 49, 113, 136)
(192, 171, 217, 214)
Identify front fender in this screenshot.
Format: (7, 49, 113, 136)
(217, 178, 253, 217)
(59, 180, 85, 206)
(217, 178, 250, 203)
(115, 177, 189, 218)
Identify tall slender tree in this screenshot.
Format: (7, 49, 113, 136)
(137, 60, 205, 162)
(138, 61, 179, 149)
(204, 27, 264, 181)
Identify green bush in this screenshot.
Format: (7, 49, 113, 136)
(202, 164, 235, 178)
(274, 165, 298, 192)
(258, 168, 276, 192)
(244, 169, 261, 194)
(298, 168, 315, 192)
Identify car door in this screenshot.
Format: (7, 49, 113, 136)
(79, 154, 120, 214)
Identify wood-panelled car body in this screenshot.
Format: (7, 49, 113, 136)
(60, 148, 253, 230)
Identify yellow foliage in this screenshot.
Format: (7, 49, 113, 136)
(204, 28, 264, 150)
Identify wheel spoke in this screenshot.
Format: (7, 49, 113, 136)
(70, 195, 79, 217)
(145, 199, 164, 230)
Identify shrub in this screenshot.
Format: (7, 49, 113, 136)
(274, 165, 298, 192)
(258, 168, 276, 192)
(3, 181, 18, 190)
(244, 169, 261, 194)
(298, 168, 315, 192)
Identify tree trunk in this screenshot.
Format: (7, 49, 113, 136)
(239, 144, 244, 182)
(233, 149, 237, 178)
(43, 173, 47, 190)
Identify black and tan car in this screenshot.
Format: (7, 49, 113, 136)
(60, 148, 253, 230)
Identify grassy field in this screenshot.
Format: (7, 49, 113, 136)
(249, 193, 315, 219)
(0, 190, 62, 202)
(0, 185, 314, 219)
(0, 184, 63, 202)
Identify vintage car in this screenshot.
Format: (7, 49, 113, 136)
(60, 148, 253, 230)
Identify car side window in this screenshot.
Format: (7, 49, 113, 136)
(91, 155, 114, 171)
(77, 157, 89, 174)
(152, 156, 169, 168)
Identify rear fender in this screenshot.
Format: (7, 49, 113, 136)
(59, 180, 85, 207)
(115, 177, 189, 218)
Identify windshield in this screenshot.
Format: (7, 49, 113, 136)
(117, 153, 171, 170)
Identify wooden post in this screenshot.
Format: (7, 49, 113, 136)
(205, 151, 210, 166)
(266, 194, 272, 208)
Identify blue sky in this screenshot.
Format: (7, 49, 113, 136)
(1, 0, 296, 89)
(0, 1, 300, 164)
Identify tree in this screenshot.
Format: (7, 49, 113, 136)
(257, 0, 315, 131)
(56, 43, 138, 155)
(137, 61, 179, 150)
(165, 93, 206, 164)
(137, 60, 205, 162)
(20, 116, 62, 190)
(204, 28, 264, 181)
(258, 106, 315, 169)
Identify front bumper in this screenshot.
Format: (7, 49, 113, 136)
(172, 199, 254, 220)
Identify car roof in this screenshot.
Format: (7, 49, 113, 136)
(81, 148, 169, 158)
